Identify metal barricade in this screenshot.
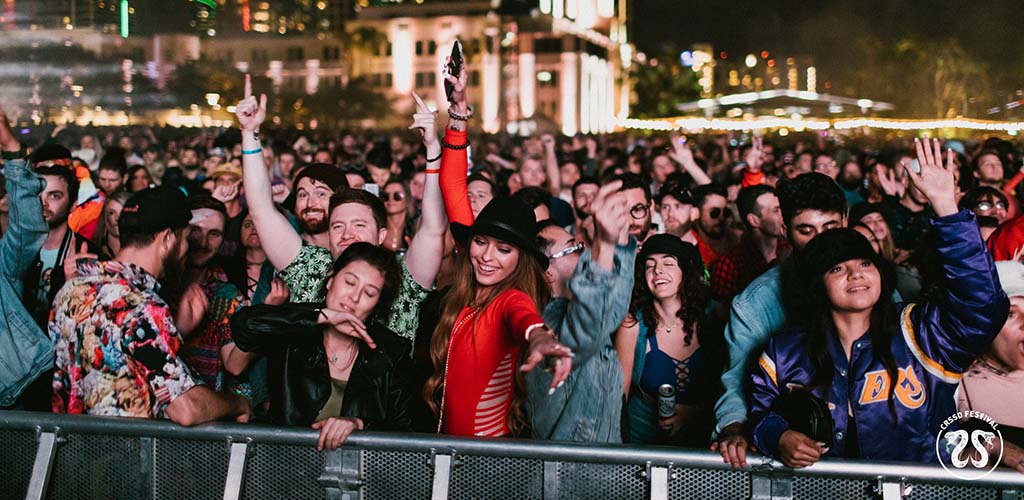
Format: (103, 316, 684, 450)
(1, 410, 1023, 500)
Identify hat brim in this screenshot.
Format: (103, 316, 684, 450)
(451, 221, 549, 269)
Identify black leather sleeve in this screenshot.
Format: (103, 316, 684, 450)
(230, 302, 324, 353)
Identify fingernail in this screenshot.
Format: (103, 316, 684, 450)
(547, 387, 556, 396)
(557, 380, 565, 389)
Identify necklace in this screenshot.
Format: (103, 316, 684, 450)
(326, 337, 358, 371)
(662, 320, 683, 334)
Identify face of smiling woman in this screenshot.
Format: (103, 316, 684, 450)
(469, 234, 521, 287)
(822, 258, 882, 313)
(644, 254, 683, 300)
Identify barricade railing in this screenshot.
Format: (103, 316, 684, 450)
(1, 410, 1023, 500)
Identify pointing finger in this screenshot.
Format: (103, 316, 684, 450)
(411, 92, 429, 113)
(244, 74, 252, 98)
(258, 93, 267, 112)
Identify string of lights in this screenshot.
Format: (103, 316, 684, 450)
(618, 116, 1024, 134)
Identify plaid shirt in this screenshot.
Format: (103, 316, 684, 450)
(710, 236, 771, 303)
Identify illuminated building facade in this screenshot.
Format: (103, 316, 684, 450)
(190, 0, 344, 36)
(345, 0, 635, 135)
(4, 0, 136, 35)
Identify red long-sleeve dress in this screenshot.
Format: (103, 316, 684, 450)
(437, 128, 545, 437)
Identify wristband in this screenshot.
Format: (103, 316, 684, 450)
(426, 152, 442, 163)
(425, 168, 441, 174)
(242, 147, 263, 155)
(448, 106, 474, 122)
(440, 137, 470, 150)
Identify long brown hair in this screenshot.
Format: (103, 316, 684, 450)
(423, 238, 549, 435)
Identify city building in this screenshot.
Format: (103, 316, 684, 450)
(345, 0, 636, 134)
(189, 0, 345, 37)
(3, 0, 137, 36)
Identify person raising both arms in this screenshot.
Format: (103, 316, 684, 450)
(234, 77, 448, 338)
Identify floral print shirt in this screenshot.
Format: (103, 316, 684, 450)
(278, 244, 430, 339)
(182, 266, 249, 396)
(51, 259, 198, 418)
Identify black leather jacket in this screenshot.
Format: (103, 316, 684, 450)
(231, 303, 414, 431)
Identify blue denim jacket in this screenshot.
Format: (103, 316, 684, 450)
(0, 159, 50, 405)
(526, 238, 636, 442)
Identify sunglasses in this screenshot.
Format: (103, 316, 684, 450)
(380, 191, 405, 202)
(549, 241, 585, 260)
(707, 207, 725, 219)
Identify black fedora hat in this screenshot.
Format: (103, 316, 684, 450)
(450, 197, 549, 268)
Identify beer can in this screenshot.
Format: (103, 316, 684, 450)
(658, 384, 676, 419)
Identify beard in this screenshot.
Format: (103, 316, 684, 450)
(44, 210, 69, 230)
(161, 247, 188, 290)
(298, 208, 329, 235)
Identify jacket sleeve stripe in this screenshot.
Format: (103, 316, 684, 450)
(900, 304, 963, 384)
(758, 353, 778, 387)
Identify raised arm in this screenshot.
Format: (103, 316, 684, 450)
(903, 138, 1009, 377)
(669, 132, 712, 186)
(439, 60, 474, 227)
(0, 108, 47, 287)
(555, 181, 634, 360)
(542, 134, 561, 196)
(404, 92, 447, 288)
(235, 74, 304, 271)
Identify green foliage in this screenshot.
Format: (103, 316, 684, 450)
(629, 51, 701, 119)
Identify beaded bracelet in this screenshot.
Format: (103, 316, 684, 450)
(440, 137, 470, 150)
(448, 106, 474, 122)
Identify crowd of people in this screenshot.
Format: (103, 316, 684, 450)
(2, 59, 1024, 474)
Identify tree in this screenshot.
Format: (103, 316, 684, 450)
(629, 50, 701, 119)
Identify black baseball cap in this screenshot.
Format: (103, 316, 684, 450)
(118, 186, 192, 237)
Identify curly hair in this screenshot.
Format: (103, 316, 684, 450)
(626, 252, 709, 345)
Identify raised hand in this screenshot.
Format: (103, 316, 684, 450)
(212, 180, 240, 203)
(443, 56, 469, 110)
(235, 74, 267, 133)
(0, 106, 20, 152)
(590, 180, 627, 246)
(669, 132, 695, 167)
(908, 138, 957, 217)
(744, 136, 765, 172)
(63, 241, 98, 281)
(408, 92, 439, 150)
(317, 308, 376, 349)
(175, 283, 209, 336)
(270, 183, 290, 205)
(875, 163, 904, 198)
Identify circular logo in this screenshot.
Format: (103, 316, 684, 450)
(935, 411, 1003, 480)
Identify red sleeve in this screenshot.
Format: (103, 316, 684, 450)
(741, 169, 764, 187)
(440, 128, 473, 228)
(1004, 171, 1024, 197)
(500, 290, 545, 343)
(988, 216, 1024, 261)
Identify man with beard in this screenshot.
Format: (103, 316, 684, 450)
(691, 185, 734, 267)
(178, 196, 266, 401)
(709, 185, 786, 304)
(22, 144, 99, 328)
(569, 177, 599, 243)
(236, 78, 445, 339)
(615, 173, 655, 244)
(655, 183, 698, 245)
(51, 187, 250, 425)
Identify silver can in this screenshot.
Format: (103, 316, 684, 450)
(657, 384, 675, 419)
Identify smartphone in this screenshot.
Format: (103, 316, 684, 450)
(363, 183, 380, 197)
(444, 39, 464, 103)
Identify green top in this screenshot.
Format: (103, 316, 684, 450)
(315, 377, 348, 422)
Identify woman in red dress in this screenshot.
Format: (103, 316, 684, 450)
(424, 59, 573, 437)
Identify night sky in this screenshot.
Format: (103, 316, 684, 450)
(631, 0, 1024, 72)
